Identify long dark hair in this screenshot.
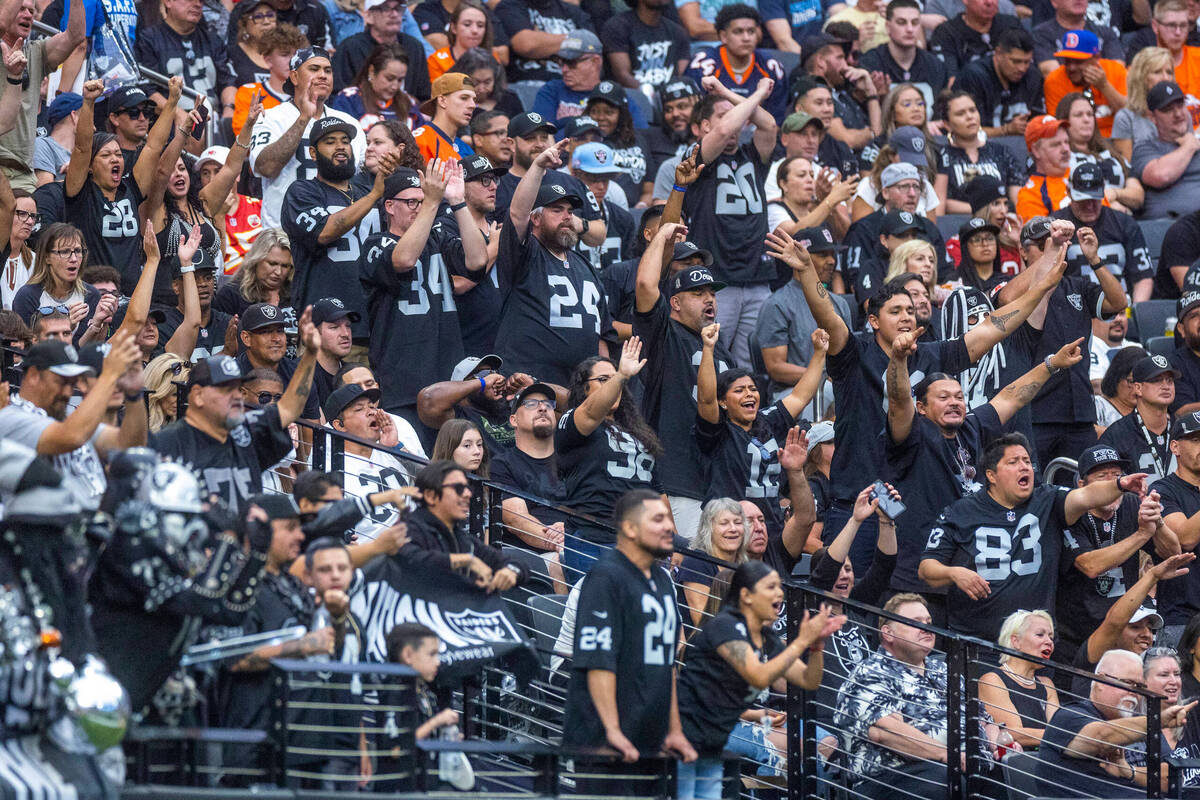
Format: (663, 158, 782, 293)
(1179, 613, 1200, 675)
(722, 560, 777, 608)
(1055, 91, 1105, 155)
(716, 367, 769, 439)
(958, 228, 1002, 288)
(352, 43, 412, 120)
(1100, 345, 1148, 399)
(567, 356, 663, 457)
(165, 155, 204, 221)
(586, 97, 637, 149)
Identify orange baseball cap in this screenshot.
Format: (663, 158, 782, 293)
(1024, 115, 1068, 149)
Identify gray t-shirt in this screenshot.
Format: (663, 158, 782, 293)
(0, 397, 107, 509)
(1111, 108, 1156, 145)
(1132, 134, 1200, 219)
(652, 155, 682, 202)
(32, 137, 70, 179)
(924, 0, 1016, 19)
(0, 39, 48, 179)
(754, 278, 853, 396)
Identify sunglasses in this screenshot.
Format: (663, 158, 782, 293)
(170, 360, 194, 375)
(120, 107, 151, 119)
(257, 391, 283, 405)
(441, 482, 471, 496)
(249, 10, 276, 20)
(37, 304, 70, 315)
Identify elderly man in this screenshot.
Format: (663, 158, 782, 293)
(1043, 29, 1127, 138)
(1016, 114, 1073, 219)
(1134, 81, 1200, 219)
(1036, 649, 1195, 796)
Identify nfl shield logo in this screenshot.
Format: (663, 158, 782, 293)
(1006, 511, 1016, 522)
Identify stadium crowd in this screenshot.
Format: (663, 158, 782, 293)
(14, 0, 1200, 794)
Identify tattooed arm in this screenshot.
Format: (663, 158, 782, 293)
(989, 337, 1084, 424)
(277, 305, 318, 427)
(231, 627, 335, 672)
(715, 606, 840, 690)
(764, 231, 850, 354)
(962, 242, 1069, 363)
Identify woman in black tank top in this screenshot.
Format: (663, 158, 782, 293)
(978, 609, 1061, 749)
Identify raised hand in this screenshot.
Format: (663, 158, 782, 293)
(764, 231, 811, 271)
(422, 158, 448, 204)
(851, 482, 880, 523)
(700, 322, 720, 350)
(101, 329, 141, 377)
(673, 148, 705, 187)
(618, 335, 647, 378)
(811, 327, 830, 355)
(533, 138, 569, 170)
(66, 301, 89, 328)
(297, 305, 320, 352)
(1151, 552, 1195, 582)
(295, 82, 320, 119)
(1077, 226, 1100, 264)
(890, 327, 924, 360)
(1050, 337, 1085, 371)
(143, 222, 160, 263)
(245, 87, 265, 130)
(443, 159, 466, 205)
(81, 78, 104, 102)
(778, 425, 809, 473)
(167, 75, 183, 104)
(1048, 218, 1075, 247)
(1138, 490, 1162, 533)
(177, 224, 203, 268)
(2, 38, 26, 78)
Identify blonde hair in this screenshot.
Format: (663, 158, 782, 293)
(1127, 47, 1173, 117)
(143, 353, 188, 432)
(237, 229, 293, 304)
(886, 239, 937, 292)
(691, 497, 748, 565)
(996, 609, 1054, 665)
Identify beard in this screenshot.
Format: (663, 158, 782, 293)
(551, 227, 579, 250)
(472, 392, 509, 419)
(531, 420, 555, 439)
(223, 410, 246, 430)
(315, 151, 356, 182)
(1185, 329, 1200, 351)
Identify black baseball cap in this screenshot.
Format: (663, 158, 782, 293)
(670, 240, 714, 265)
(669, 265, 726, 296)
(171, 259, 217, 279)
(323, 383, 381, 421)
(384, 167, 422, 197)
(312, 297, 361, 325)
(241, 303, 287, 332)
(247, 492, 301, 520)
(511, 381, 556, 413)
(108, 85, 150, 111)
(23, 340, 94, 377)
(308, 116, 357, 148)
(959, 216, 1000, 242)
(77, 342, 109, 374)
(1069, 161, 1106, 202)
(1020, 216, 1053, 245)
(800, 32, 842, 63)
(1148, 81, 1186, 112)
(659, 78, 700, 103)
(507, 112, 556, 139)
(188, 355, 244, 387)
(586, 80, 626, 109)
(1179, 289, 1200, 320)
(1132, 354, 1180, 382)
(462, 153, 507, 181)
(793, 225, 842, 254)
(1076, 443, 1128, 477)
(964, 175, 1005, 214)
(881, 209, 924, 237)
(1172, 409, 1200, 438)
(561, 114, 601, 139)
(532, 180, 582, 211)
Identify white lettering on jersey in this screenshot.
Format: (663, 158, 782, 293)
(641, 592, 677, 666)
(973, 513, 1043, 582)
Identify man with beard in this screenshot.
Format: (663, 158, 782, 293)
(491, 112, 605, 248)
(0, 333, 144, 509)
(641, 79, 698, 179)
(920, 433, 1148, 641)
(1100, 355, 1179, 481)
(1036, 650, 1194, 797)
(251, 49, 368, 228)
(311, 297, 356, 410)
(494, 138, 609, 385)
(150, 311, 321, 510)
(443, 154, 506, 355)
(490, 381, 571, 591)
(885, 326, 1083, 624)
(236, 303, 320, 422)
(1171, 290, 1200, 416)
(281, 116, 396, 361)
(1090, 313, 1127, 392)
(798, 32, 880, 151)
(362, 161, 485, 427)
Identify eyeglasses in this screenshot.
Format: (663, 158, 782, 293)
(1158, 19, 1190, 29)
(37, 304, 69, 315)
(373, 2, 404, 13)
(13, 209, 39, 223)
(50, 247, 84, 259)
(249, 10, 276, 20)
(120, 107, 151, 119)
(389, 197, 423, 209)
(257, 391, 283, 405)
(1098, 673, 1149, 690)
(471, 175, 498, 187)
(520, 397, 555, 410)
(442, 482, 471, 495)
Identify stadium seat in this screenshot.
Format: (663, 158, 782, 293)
(1139, 217, 1175, 266)
(629, 205, 645, 232)
(990, 135, 1030, 170)
(1132, 299, 1177, 343)
(937, 213, 971, 241)
(1145, 335, 1177, 358)
(512, 82, 540, 113)
(625, 87, 655, 127)
(527, 594, 566, 660)
(1001, 751, 1041, 800)
(758, 48, 800, 82)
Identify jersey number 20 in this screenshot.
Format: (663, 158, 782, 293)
(974, 514, 1043, 582)
(715, 162, 763, 215)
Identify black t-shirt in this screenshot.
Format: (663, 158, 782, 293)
(929, 13, 1024, 73)
(314, 362, 339, 411)
(1031, 277, 1108, 425)
(149, 404, 293, 511)
(633, 294, 732, 499)
(1057, 492, 1145, 651)
(1155, 472, 1200, 625)
(842, 208, 951, 287)
(937, 141, 1024, 205)
(489, 445, 571, 545)
(412, 1, 450, 38)
(603, 257, 638, 327)
(1052, 207, 1153, 296)
(1036, 701, 1141, 798)
(134, 23, 234, 109)
(924, 484, 1070, 641)
(563, 548, 679, 750)
(683, 142, 773, 286)
(1098, 409, 1173, 481)
(155, 306, 233, 361)
(361, 226, 465, 411)
(555, 410, 656, 542)
(827, 331, 971, 502)
(817, 135, 859, 179)
(494, 210, 607, 386)
(1157, 211, 1200, 299)
(212, 286, 300, 360)
(677, 608, 783, 756)
(694, 399, 796, 537)
(494, 0, 589, 83)
(577, 200, 635, 273)
(64, 177, 145, 295)
(235, 353, 321, 421)
(954, 57, 1045, 130)
(884, 404, 1006, 593)
(282, 179, 381, 340)
(599, 11, 689, 88)
(1170, 348, 1200, 416)
(438, 210, 501, 356)
(857, 45, 948, 107)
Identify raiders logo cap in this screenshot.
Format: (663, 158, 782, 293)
(240, 303, 286, 332)
(312, 297, 361, 326)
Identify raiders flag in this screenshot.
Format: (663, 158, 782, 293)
(351, 553, 538, 684)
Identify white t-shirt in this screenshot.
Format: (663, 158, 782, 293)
(313, 440, 416, 542)
(2, 252, 34, 310)
(1089, 333, 1119, 384)
(250, 102, 367, 228)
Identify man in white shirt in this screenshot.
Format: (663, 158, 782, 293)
(250, 47, 366, 227)
(1089, 312, 1128, 389)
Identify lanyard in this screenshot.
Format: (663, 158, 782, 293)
(1134, 408, 1168, 477)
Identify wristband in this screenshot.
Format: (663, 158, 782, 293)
(449, 201, 467, 212)
(234, 139, 251, 150)
(5, 75, 20, 85)
(180, 264, 195, 274)
(672, 184, 687, 193)
(478, 376, 486, 393)
(1043, 354, 1061, 375)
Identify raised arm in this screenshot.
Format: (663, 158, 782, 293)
(885, 326, 921, 443)
(764, 231, 850, 354)
(277, 306, 319, 426)
(1065, 473, 1149, 526)
(145, 105, 199, 228)
(1083, 553, 1194, 666)
(416, 372, 506, 428)
(698, 75, 775, 164)
(389, 158, 443, 269)
(113, 226, 162, 339)
(164, 226, 204, 359)
(697, 322, 720, 424)
(319, 153, 395, 246)
(634, 220, 684, 314)
(963, 240, 1068, 362)
(44, 0, 86, 68)
(510, 138, 569, 240)
(33, 331, 140, 455)
(201, 89, 261, 218)
(989, 337, 1082, 423)
(0, 40, 27, 137)
(1074, 492, 1176, 581)
(65, 79, 104, 198)
(780, 328, 827, 419)
(444, 162, 488, 272)
(700, 75, 777, 162)
(778, 425, 816, 559)
(716, 607, 841, 690)
(253, 84, 318, 180)
(571, 336, 645, 437)
(133, 77, 184, 197)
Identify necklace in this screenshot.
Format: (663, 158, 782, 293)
(1002, 665, 1036, 685)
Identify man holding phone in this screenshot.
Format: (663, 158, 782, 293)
(884, 325, 1085, 625)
